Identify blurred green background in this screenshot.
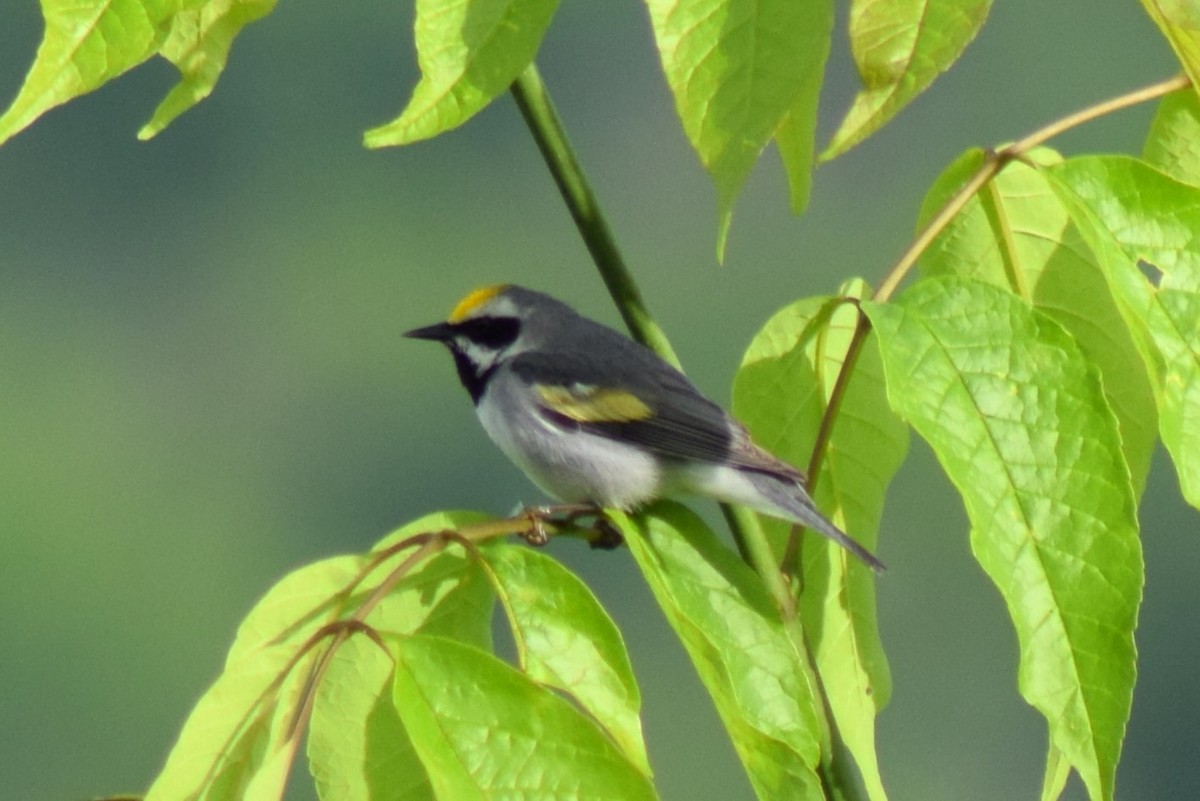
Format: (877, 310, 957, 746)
(2, 2, 1197, 799)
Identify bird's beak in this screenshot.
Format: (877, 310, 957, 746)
(404, 321, 456, 342)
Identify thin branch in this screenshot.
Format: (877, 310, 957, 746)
(1005, 72, 1191, 156)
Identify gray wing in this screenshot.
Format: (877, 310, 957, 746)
(509, 348, 800, 478)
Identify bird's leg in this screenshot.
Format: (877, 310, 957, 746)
(517, 504, 559, 546)
(517, 502, 595, 546)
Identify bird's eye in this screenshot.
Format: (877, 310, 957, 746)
(458, 316, 520, 349)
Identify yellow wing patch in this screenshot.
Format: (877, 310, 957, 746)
(449, 284, 509, 322)
(537, 384, 653, 423)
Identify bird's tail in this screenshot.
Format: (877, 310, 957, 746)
(748, 472, 886, 573)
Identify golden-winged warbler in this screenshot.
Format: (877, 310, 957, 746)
(406, 285, 883, 572)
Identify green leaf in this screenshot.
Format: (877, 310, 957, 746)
(917, 148, 1158, 495)
(391, 634, 659, 800)
(138, 0, 277, 140)
(145, 549, 359, 801)
(822, 0, 993, 160)
(0, 0, 180, 146)
(306, 512, 496, 801)
(615, 503, 825, 800)
(770, 41, 828, 218)
(144, 639, 310, 801)
(485, 544, 650, 776)
(0, 0, 274, 146)
(768, 23, 825, 219)
(732, 279, 906, 801)
(147, 547, 370, 800)
(1041, 744, 1072, 801)
(234, 510, 492, 659)
(309, 637, 433, 801)
(1144, 88, 1200, 185)
(364, 0, 561, 148)
(1139, 1, 1200, 91)
(643, 0, 833, 259)
(1048, 156, 1200, 509)
(864, 277, 1142, 801)
(1048, 155, 1200, 290)
(1151, 285, 1200, 491)
(147, 511, 493, 801)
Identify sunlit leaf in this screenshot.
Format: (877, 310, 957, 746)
(144, 640, 309, 801)
(615, 504, 825, 800)
(918, 148, 1158, 495)
(392, 634, 659, 800)
(1048, 155, 1200, 510)
(485, 544, 650, 775)
(310, 637, 433, 801)
(139, 0, 277, 140)
(306, 512, 495, 801)
(0, 0, 180, 145)
(365, 0, 560, 148)
(733, 279, 906, 801)
(147, 547, 365, 801)
(771, 38, 828, 218)
(864, 277, 1142, 801)
(1041, 744, 1072, 801)
(146, 551, 358, 801)
(1139, 1, 1200, 90)
(1144, 88, 1200, 185)
(643, 0, 833, 258)
(0, 0, 274, 146)
(148, 511, 493, 801)
(822, 0, 992, 159)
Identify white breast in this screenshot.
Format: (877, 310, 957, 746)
(476, 370, 663, 509)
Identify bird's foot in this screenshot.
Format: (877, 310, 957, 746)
(515, 503, 624, 550)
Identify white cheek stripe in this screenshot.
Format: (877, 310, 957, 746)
(457, 339, 501, 374)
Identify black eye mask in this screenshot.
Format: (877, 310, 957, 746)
(456, 316, 520, 349)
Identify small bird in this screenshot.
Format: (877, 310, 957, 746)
(406, 285, 883, 572)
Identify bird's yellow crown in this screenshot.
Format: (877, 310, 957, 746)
(448, 284, 509, 323)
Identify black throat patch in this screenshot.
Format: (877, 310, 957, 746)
(451, 349, 494, 404)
